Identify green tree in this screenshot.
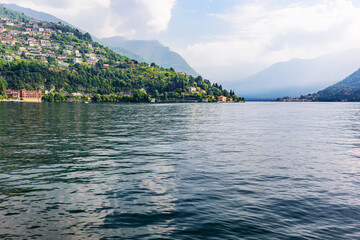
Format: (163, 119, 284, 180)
(0, 77, 7, 98)
(133, 90, 150, 102)
(0, 82, 6, 98)
(48, 92, 55, 102)
(93, 94, 102, 102)
(154, 89, 159, 99)
(21, 51, 27, 59)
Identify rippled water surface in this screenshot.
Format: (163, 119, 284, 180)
(0, 102, 360, 239)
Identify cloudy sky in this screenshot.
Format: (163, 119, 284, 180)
(2, 0, 360, 84)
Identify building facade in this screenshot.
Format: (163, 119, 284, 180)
(218, 96, 227, 102)
(6, 89, 42, 102)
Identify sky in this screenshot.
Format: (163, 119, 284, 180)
(2, 0, 360, 84)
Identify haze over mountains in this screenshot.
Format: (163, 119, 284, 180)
(3, 3, 199, 77)
(231, 49, 360, 100)
(4, 3, 360, 100)
(306, 68, 360, 102)
(101, 36, 198, 76)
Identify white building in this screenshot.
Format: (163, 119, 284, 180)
(73, 58, 82, 64)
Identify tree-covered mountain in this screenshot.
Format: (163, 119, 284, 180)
(275, 68, 360, 102)
(0, 7, 241, 103)
(3, 3, 72, 27)
(0, 4, 32, 21)
(3, 3, 200, 77)
(101, 36, 199, 76)
(232, 49, 360, 100)
(304, 69, 360, 102)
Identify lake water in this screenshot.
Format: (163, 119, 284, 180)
(0, 102, 359, 239)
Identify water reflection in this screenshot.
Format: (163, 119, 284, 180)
(0, 102, 360, 239)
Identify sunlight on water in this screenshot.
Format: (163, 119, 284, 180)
(0, 102, 360, 239)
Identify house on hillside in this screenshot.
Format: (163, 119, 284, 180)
(73, 58, 82, 64)
(2, 55, 13, 61)
(57, 61, 69, 67)
(41, 40, 51, 47)
(188, 87, 197, 93)
(63, 50, 72, 55)
(218, 96, 227, 102)
(75, 50, 81, 57)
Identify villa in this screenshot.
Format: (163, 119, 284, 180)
(6, 89, 42, 102)
(218, 96, 227, 102)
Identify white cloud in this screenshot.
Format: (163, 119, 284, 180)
(1, 0, 176, 37)
(179, 0, 360, 82)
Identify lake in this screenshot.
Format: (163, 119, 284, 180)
(0, 102, 359, 239)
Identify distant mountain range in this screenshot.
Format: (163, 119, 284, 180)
(232, 49, 360, 100)
(303, 68, 360, 102)
(100, 36, 199, 76)
(0, 6, 232, 103)
(3, 3, 199, 77)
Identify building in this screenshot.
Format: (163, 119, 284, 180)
(57, 61, 69, 67)
(73, 58, 82, 64)
(86, 58, 98, 65)
(63, 50, 72, 55)
(40, 40, 51, 47)
(75, 50, 81, 57)
(218, 96, 227, 102)
(6, 90, 20, 99)
(57, 55, 67, 60)
(6, 89, 42, 102)
(2, 55, 13, 61)
(188, 87, 197, 93)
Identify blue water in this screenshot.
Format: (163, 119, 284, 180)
(0, 102, 359, 239)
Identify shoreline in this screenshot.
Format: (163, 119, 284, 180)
(0, 99, 42, 103)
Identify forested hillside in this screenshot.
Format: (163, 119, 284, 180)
(0, 6, 242, 102)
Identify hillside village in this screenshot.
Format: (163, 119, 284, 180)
(0, 16, 107, 67)
(0, 10, 243, 103)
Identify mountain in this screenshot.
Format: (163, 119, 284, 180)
(3, 3, 73, 27)
(4, 3, 200, 77)
(0, 4, 32, 21)
(305, 68, 360, 101)
(101, 36, 199, 76)
(232, 49, 360, 100)
(0, 7, 239, 103)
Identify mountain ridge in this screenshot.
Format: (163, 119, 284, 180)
(294, 68, 360, 102)
(3, 3, 199, 77)
(101, 36, 199, 76)
(232, 49, 360, 100)
(0, 6, 241, 103)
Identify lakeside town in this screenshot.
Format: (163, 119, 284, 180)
(2, 88, 237, 103)
(0, 12, 244, 103)
(0, 16, 105, 66)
